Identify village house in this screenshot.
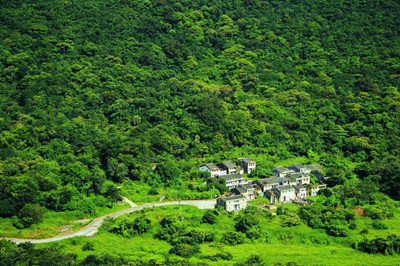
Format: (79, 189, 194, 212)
(219, 173, 249, 190)
(255, 177, 280, 192)
(271, 166, 294, 177)
(274, 185, 297, 203)
(251, 183, 263, 197)
(286, 172, 310, 185)
(199, 163, 226, 177)
(220, 161, 238, 174)
(288, 163, 308, 174)
(265, 185, 296, 203)
(310, 184, 327, 196)
(304, 164, 323, 174)
(294, 185, 307, 199)
(238, 158, 256, 174)
(217, 195, 247, 212)
(232, 184, 255, 200)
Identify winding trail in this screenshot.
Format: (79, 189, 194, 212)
(2, 199, 216, 244)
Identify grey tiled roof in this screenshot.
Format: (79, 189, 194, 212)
(203, 163, 219, 170)
(219, 173, 243, 181)
(222, 161, 237, 168)
(221, 195, 246, 202)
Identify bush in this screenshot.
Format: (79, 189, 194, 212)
(234, 215, 258, 233)
(356, 235, 400, 255)
(220, 231, 246, 245)
(326, 224, 348, 237)
(348, 222, 357, 230)
(160, 215, 179, 228)
(202, 210, 217, 224)
(169, 244, 200, 258)
(364, 207, 385, 220)
(245, 227, 263, 240)
(234, 255, 263, 266)
(281, 213, 301, 227)
(371, 220, 388, 229)
(82, 241, 94, 251)
(18, 203, 44, 227)
(133, 216, 152, 235)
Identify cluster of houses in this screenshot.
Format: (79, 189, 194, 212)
(199, 160, 327, 212)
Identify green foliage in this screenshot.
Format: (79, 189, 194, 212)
(109, 216, 152, 237)
(0, 240, 77, 266)
(371, 220, 388, 230)
(82, 241, 95, 251)
(298, 205, 353, 236)
(363, 207, 389, 220)
(0, 0, 399, 220)
(234, 214, 258, 236)
(236, 254, 264, 266)
(281, 213, 302, 227)
(220, 231, 246, 245)
(169, 243, 200, 258)
(18, 203, 44, 227)
(201, 210, 217, 224)
(356, 235, 400, 255)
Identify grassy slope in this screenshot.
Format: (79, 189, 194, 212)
(37, 205, 400, 265)
(0, 202, 130, 239)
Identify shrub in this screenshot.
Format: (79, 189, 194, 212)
(18, 203, 44, 227)
(234, 215, 258, 233)
(220, 231, 246, 245)
(371, 220, 388, 229)
(133, 216, 152, 234)
(364, 207, 385, 220)
(160, 215, 179, 228)
(348, 222, 357, 230)
(245, 227, 263, 240)
(169, 244, 200, 258)
(281, 213, 301, 227)
(202, 210, 217, 224)
(82, 241, 94, 251)
(234, 255, 263, 266)
(326, 224, 348, 237)
(356, 235, 400, 255)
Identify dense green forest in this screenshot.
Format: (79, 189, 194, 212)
(1, 0, 400, 225)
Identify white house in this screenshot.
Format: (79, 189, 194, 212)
(221, 161, 237, 174)
(288, 163, 307, 174)
(238, 158, 256, 174)
(199, 163, 226, 177)
(294, 185, 307, 199)
(271, 166, 294, 177)
(232, 184, 256, 200)
(255, 177, 280, 191)
(304, 164, 323, 175)
(311, 184, 327, 196)
(274, 185, 296, 203)
(219, 173, 249, 190)
(217, 195, 247, 212)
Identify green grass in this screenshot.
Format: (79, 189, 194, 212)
(0, 202, 130, 239)
(35, 204, 400, 265)
(121, 180, 214, 204)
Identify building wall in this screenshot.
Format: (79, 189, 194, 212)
(225, 198, 247, 212)
(279, 189, 296, 202)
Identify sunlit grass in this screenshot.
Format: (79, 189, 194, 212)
(34, 204, 400, 265)
(0, 202, 130, 239)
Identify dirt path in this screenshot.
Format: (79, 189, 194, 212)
(2, 199, 216, 244)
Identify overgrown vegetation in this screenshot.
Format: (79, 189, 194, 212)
(1, 0, 400, 264)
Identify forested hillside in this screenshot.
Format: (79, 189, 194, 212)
(1, 0, 400, 219)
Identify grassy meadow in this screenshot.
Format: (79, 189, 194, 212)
(36, 204, 400, 265)
(0, 202, 130, 239)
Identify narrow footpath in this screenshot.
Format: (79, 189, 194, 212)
(2, 199, 216, 244)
